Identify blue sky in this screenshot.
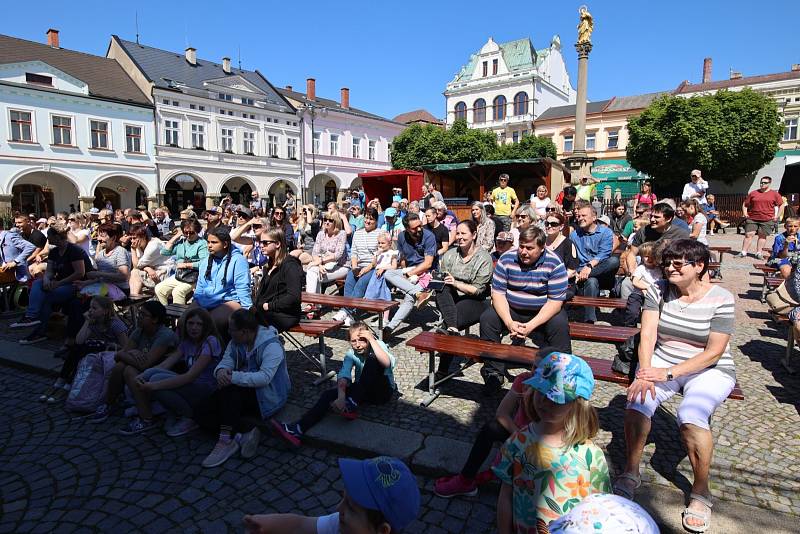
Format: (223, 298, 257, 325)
(3, 1, 797, 119)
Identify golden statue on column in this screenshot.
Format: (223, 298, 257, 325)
(577, 5, 594, 44)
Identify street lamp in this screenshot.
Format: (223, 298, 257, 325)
(296, 103, 328, 205)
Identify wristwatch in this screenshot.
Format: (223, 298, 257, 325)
(666, 368, 674, 381)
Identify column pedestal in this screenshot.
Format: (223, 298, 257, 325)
(78, 196, 96, 213)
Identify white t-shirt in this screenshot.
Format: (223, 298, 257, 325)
(135, 238, 169, 269)
(70, 228, 93, 261)
(691, 212, 709, 245)
(633, 264, 662, 288)
(316, 513, 339, 534)
(682, 180, 709, 205)
(530, 196, 551, 218)
(375, 249, 399, 269)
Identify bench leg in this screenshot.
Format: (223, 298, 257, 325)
(378, 313, 385, 341)
(761, 278, 768, 303)
(420, 350, 441, 407)
(314, 335, 336, 385)
(783, 326, 797, 375)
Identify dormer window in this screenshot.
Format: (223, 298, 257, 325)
(492, 59, 498, 75)
(217, 92, 232, 101)
(241, 97, 254, 106)
(26, 73, 52, 86)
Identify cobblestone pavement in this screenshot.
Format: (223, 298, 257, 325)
(1, 231, 799, 530)
(0, 366, 499, 533)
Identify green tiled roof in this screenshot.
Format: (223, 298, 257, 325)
(451, 38, 537, 83)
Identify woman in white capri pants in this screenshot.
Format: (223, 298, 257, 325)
(614, 239, 735, 534)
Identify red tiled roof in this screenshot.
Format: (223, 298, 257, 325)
(674, 69, 800, 94)
(393, 109, 443, 125)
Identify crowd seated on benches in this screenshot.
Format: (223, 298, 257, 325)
(9, 181, 753, 532)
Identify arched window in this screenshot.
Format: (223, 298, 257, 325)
(513, 92, 529, 116)
(473, 99, 486, 123)
(493, 95, 507, 121)
(454, 101, 467, 121)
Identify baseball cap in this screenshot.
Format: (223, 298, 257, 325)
(659, 198, 677, 210)
(496, 231, 514, 242)
(384, 207, 398, 217)
(691, 169, 702, 178)
(523, 352, 595, 404)
(338, 456, 420, 531)
(549, 494, 659, 533)
(88, 208, 100, 214)
(206, 206, 223, 215)
(598, 215, 611, 226)
(236, 207, 253, 218)
(36, 218, 47, 224)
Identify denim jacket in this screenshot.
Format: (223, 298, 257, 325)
(214, 325, 290, 419)
(0, 229, 35, 281)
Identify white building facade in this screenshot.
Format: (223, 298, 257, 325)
(280, 80, 406, 205)
(108, 37, 301, 213)
(444, 36, 576, 143)
(0, 31, 157, 215)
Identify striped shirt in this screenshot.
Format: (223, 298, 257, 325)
(350, 227, 379, 268)
(644, 282, 736, 380)
(492, 249, 568, 310)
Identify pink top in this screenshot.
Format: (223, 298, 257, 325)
(635, 192, 657, 208)
(312, 230, 348, 267)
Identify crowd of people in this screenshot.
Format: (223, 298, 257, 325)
(0, 170, 777, 533)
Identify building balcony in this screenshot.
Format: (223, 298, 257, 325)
(156, 144, 300, 170)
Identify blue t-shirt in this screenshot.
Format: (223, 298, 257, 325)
(672, 217, 690, 231)
(397, 228, 438, 270)
(772, 232, 798, 266)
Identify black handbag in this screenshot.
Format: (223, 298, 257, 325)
(175, 268, 199, 284)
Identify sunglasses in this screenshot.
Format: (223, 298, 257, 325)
(251, 224, 263, 230)
(546, 207, 558, 212)
(544, 221, 561, 228)
(68, 218, 76, 222)
(661, 259, 696, 270)
(516, 215, 529, 219)
(273, 211, 284, 216)
(259, 240, 279, 246)
(760, 182, 770, 185)
(323, 218, 334, 223)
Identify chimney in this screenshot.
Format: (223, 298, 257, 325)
(222, 57, 231, 74)
(185, 47, 196, 66)
(702, 57, 712, 84)
(46, 29, 59, 48)
(341, 87, 350, 109)
(306, 78, 316, 101)
(730, 71, 742, 80)
(792, 64, 800, 72)
(286, 85, 293, 91)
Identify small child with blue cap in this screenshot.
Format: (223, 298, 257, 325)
(493, 352, 612, 533)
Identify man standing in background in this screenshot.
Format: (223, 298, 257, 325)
(491, 174, 518, 231)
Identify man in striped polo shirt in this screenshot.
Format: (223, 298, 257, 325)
(479, 226, 572, 394)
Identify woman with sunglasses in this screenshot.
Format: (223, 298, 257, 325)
(155, 219, 208, 305)
(269, 207, 295, 251)
(510, 205, 537, 249)
(305, 212, 349, 296)
(544, 211, 578, 300)
(67, 213, 93, 262)
(255, 228, 302, 332)
(291, 205, 320, 266)
(615, 239, 735, 533)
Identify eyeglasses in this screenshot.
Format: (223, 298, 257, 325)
(273, 211, 284, 216)
(760, 181, 770, 185)
(516, 214, 529, 219)
(544, 221, 561, 228)
(546, 207, 558, 212)
(661, 259, 696, 270)
(259, 240, 279, 246)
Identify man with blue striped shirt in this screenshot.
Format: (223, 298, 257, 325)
(479, 226, 572, 394)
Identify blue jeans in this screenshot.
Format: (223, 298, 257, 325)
(577, 256, 621, 322)
(27, 280, 77, 334)
(344, 269, 375, 314)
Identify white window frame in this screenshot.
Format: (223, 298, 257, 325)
(368, 140, 376, 160)
(241, 97, 254, 106)
(164, 119, 180, 146)
(330, 134, 339, 156)
(607, 130, 619, 149)
(313, 132, 321, 153)
(352, 136, 361, 158)
(50, 114, 73, 146)
(9, 108, 35, 143)
(125, 124, 143, 153)
(512, 131, 520, 144)
(191, 123, 205, 149)
(221, 128, 235, 152)
(586, 132, 596, 151)
(218, 92, 232, 101)
(88, 118, 110, 150)
(784, 118, 798, 141)
(287, 137, 298, 159)
(563, 134, 574, 153)
(268, 134, 279, 157)
(243, 131, 256, 155)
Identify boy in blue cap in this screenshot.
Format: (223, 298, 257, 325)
(243, 455, 420, 534)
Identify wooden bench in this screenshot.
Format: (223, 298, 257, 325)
(115, 294, 152, 328)
(301, 292, 399, 340)
(569, 296, 626, 310)
(770, 313, 797, 375)
(406, 332, 744, 406)
(569, 322, 639, 343)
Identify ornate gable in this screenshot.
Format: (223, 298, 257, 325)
(204, 75, 264, 95)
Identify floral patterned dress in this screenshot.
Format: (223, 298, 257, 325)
(493, 425, 611, 533)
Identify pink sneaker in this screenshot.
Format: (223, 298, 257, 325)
(434, 474, 478, 498)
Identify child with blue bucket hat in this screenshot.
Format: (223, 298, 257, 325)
(494, 352, 612, 533)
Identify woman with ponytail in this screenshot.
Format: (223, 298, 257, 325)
(193, 228, 252, 336)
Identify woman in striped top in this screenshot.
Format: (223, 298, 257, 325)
(615, 239, 735, 534)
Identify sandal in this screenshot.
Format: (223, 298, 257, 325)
(682, 493, 713, 533)
(612, 472, 641, 500)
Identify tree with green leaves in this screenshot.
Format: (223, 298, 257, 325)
(626, 89, 783, 191)
(390, 119, 557, 169)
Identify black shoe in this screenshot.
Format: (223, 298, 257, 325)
(482, 374, 503, 396)
(382, 327, 394, 340)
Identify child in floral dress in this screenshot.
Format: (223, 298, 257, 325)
(494, 352, 611, 533)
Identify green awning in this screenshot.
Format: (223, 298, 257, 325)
(591, 159, 643, 180)
(421, 158, 551, 172)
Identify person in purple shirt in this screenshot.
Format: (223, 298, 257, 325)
(570, 204, 619, 323)
(479, 226, 571, 394)
(382, 213, 438, 339)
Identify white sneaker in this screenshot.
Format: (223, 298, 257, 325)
(238, 427, 261, 458)
(343, 313, 353, 327)
(202, 437, 239, 468)
(10, 318, 41, 329)
(332, 310, 347, 322)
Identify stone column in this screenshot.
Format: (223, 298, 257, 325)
(206, 195, 220, 210)
(563, 41, 596, 179)
(147, 196, 159, 212)
(78, 196, 95, 213)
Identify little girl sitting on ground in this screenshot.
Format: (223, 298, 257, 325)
(272, 322, 395, 446)
(494, 352, 611, 532)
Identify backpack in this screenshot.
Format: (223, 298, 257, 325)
(65, 350, 116, 413)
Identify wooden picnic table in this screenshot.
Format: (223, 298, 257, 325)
(301, 292, 399, 340)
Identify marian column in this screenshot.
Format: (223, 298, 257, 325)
(565, 6, 596, 178)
